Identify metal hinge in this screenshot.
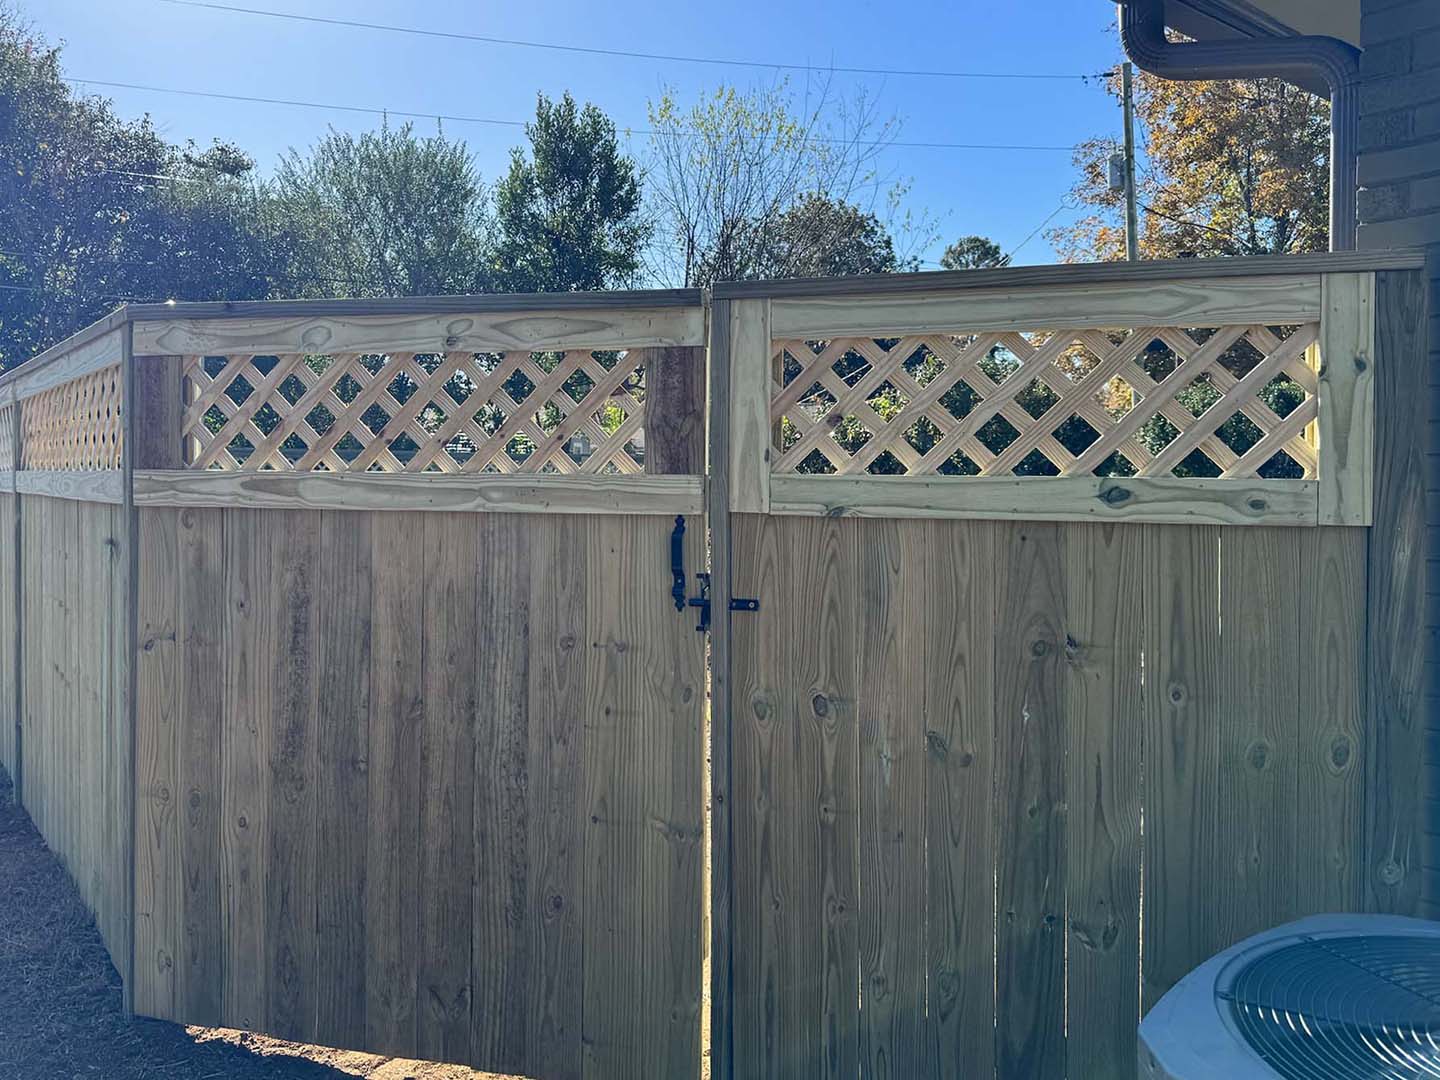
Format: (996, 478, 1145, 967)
(670, 516, 760, 633)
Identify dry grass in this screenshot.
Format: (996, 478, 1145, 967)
(0, 765, 511, 1080)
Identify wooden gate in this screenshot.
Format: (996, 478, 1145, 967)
(123, 293, 710, 1079)
(706, 259, 1429, 1080)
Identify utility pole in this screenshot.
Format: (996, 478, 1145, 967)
(1121, 61, 1140, 261)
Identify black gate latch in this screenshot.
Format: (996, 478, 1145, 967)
(670, 516, 759, 633)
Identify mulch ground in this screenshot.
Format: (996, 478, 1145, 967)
(0, 765, 502, 1080)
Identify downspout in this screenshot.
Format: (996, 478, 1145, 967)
(1118, 0, 1360, 251)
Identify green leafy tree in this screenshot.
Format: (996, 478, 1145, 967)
(273, 121, 492, 298)
(490, 92, 647, 293)
(758, 193, 903, 278)
(939, 234, 1005, 270)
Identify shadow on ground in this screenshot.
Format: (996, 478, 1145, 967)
(0, 765, 500, 1080)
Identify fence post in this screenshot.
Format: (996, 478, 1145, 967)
(8, 381, 20, 810)
(640, 346, 706, 476)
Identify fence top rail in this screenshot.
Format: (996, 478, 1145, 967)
(709, 249, 1427, 301)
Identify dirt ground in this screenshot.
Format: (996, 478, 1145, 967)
(0, 765, 509, 1080)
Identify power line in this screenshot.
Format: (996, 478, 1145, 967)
(156, 0, 1106, 83)
(67, 78, 1080, 153)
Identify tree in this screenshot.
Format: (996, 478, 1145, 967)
(940, 234, 1005, 270)
(645, 81, 915, 286)
(490, 92, 647, 293)
(272, 122, 492, 298)
(1052, 68, 1329, 261)
(758, 193, 902, 279)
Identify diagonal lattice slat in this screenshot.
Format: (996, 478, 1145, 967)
(771, 321, 1322, 481)
(18, 365, 124, 471)
(182, 350, 650, 475)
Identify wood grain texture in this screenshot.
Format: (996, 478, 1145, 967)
(922, 519, 996, 1078)
(993, 522, 1067, 1080)
(769, 474, 1318, 526)
(0, 493, 15, 780)
(1063, 523, 1143, 1080)
(1141, 525, 1222, 1010)
(1317, 274, 1377, 525)
(14, 470, 124, 503)
(1366, 268, 1428, 914)
(642, 346, 706, 475)
(769, 275, 1321, 340)
(9, 326, 125, 402)
(130, 355, 184, 470)
(133, 305, 705, 357)
(133, 470, 703, 515)
(856, 518, 924, 1078)
(710, 250, 1423, 300)
(1297, 527, 1367, 914)
(1214, 529, 1300, 947)
(728, 299, 772, 514)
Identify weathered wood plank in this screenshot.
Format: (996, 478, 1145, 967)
(13, 470, 123, 504)
(857, 518, 925, 1077)
(526, 515, 586, 1079)
(922, 519, 996, 1078)
(132, 305, 705, 357)
(1214, 529, 1300, 947)
(769, 275, 1321, 340)
(769, 474, 1317, 526)
(131, 355, 185, 471)
(470, 513, 532, 1072)
(1317, 274, 1376, 525)
(993, 521, 1067, 1080)
(314, 511, 372, 1049)
(132, 470, 703, 516)
(221, 508, 271, 1032)
(641, 346, 706, 475)
(263, 511, 320, 1040)
(364, 512, 424, 1057)
(1297, 526, 1367, 914)
(176, 507, 225, 1025)
(10, 325, 125, 402)
(1141, 525, 1222, 1010)
(417, 513, 477, 1065)
(1366, 268, 1428, 914)
(1063, 522, 1143, 1080)
(133, 507, 179, 1018)
(728, 300, 772, 514)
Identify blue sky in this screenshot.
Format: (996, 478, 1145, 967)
(28, 0, 1127, 273)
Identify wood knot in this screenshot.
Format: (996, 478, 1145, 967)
(1329, 735, 1352, 771)
(811, 693, 830, 717)
(1099, 484, 1132, 506)
(1248, 498, 1268, 512)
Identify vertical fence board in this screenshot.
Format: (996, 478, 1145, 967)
(221, 508, 271, 1032)
(471, 512, 532, 1072)
(993, 522, 1067, 1080)
(857, 518, 924, 1078)
(177, 507, 225, 1025)
(134, 506, 179, 1018)
(364, 512, 423, 1057)
(1141, 524, 1222, 1010)
(1366, 268, 1428, 914)
(1215, 528, 1301, 948)
(0, 493, 13, 777)
(417, 513, 477, 1065)
(527, 515, 586, 1080)
(314, 510, 372, 1049)
(1297, 526, 1367, 913)
(923, 519, 997, 1079)
(1063, 522, 1142, 1080)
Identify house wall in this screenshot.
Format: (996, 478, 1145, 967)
(1355, 0, 1440, 916)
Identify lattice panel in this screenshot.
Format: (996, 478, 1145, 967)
(0, 401, 14, 471)
(770, 323, 1321, 480)
(19, 365, 124, 471)
(183, 350, 651, 474)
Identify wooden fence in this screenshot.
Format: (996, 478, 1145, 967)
(0, 251, 1431, 1080)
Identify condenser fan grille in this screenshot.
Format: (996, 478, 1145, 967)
(1218, 934, 1440, 1079)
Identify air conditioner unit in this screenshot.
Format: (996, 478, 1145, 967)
(1139, 913, 1440, 1079)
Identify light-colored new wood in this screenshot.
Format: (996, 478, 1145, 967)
(134, 305, 705, 357)
(769, 474, 1318, 525)
(1317, 273, 1376, 525)
(10, 326, 125, 402)
(14, 470, 124, 503)
(769, 274, 1321, 340)
(133, 470, 703, 515)
(728, 299, 772, 513)
(19, 363, 124, 470)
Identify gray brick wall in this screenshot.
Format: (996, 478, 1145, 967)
(1357, 0, 1440, 916)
